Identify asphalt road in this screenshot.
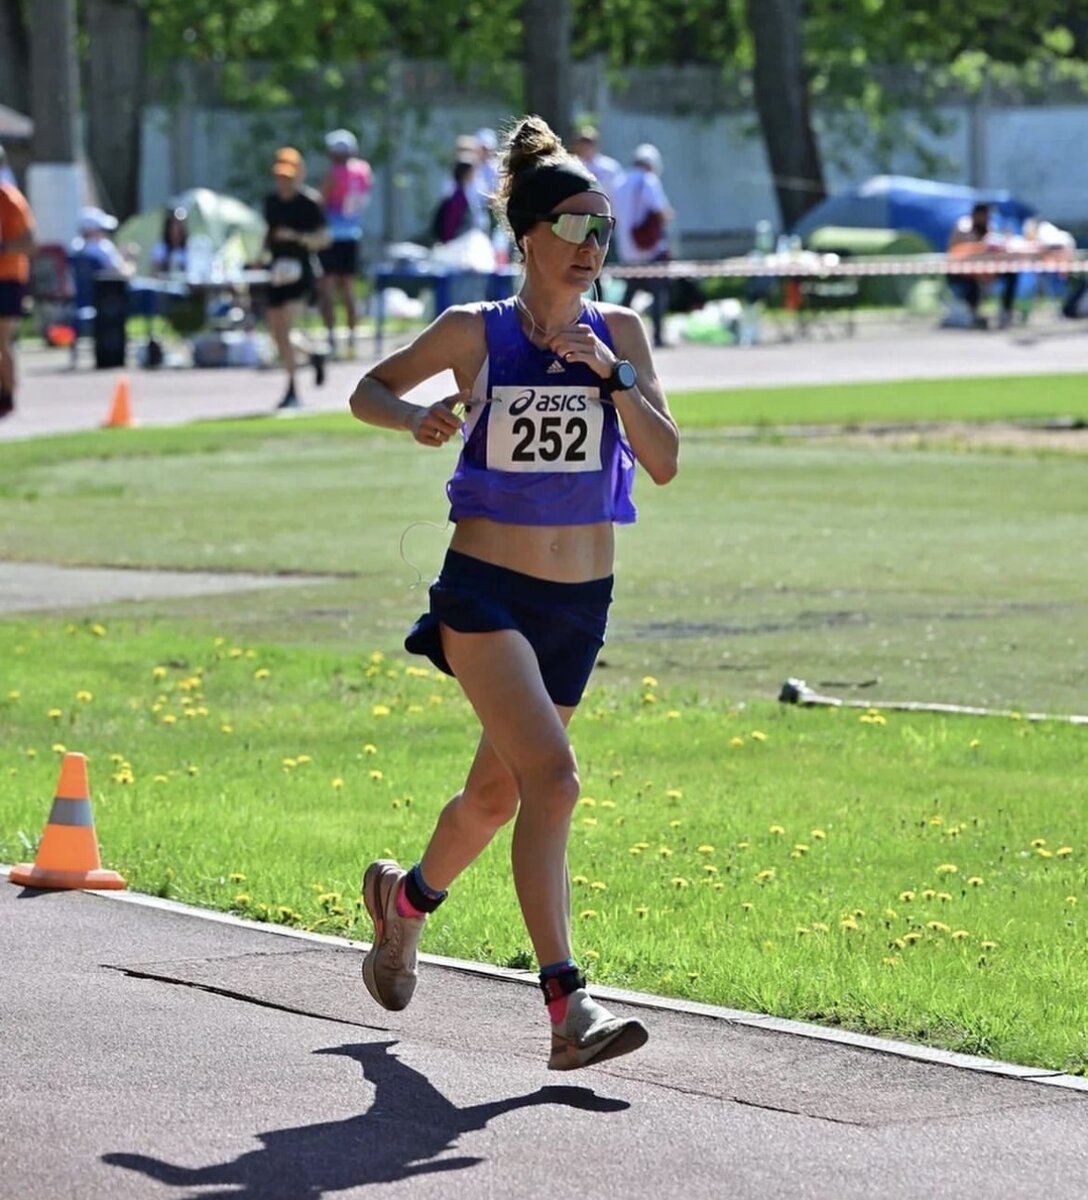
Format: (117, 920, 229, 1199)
(2, 877, 1086, 1200)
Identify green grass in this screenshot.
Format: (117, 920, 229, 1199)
(1, 373, 1086, 1071)
(1, 620, 1086, 1073)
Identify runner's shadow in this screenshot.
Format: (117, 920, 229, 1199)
(103, 1039, 630, 1199)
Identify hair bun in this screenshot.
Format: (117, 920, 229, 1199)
(504, 115, 564, 177)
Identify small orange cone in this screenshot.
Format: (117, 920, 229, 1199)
(9, 753, 126, 890)
(102, 375, 133, 428)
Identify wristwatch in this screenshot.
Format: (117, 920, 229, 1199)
(609, 359, 638, 392)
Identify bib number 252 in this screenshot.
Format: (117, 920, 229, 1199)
(511, 414, 589, 464)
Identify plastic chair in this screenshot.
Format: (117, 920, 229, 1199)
(66, 254, 101, 367)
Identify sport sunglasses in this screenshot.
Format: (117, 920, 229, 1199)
(541, 212, 615, 248)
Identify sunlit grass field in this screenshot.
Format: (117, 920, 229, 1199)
(1, 373, 1086, 1071)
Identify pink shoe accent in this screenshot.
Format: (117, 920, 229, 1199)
(395, 881, 427, 920)
(547, 995, 570, 1025)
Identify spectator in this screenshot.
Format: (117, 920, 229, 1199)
(612, 143, 673, 348)
(0, 151, 36, 419)
(431, 158, 478, 244)
(571, 125, 623, 202)
(473, 127, 500, 201)
(70, 206, 133, 277)
(946, 201, 1016, 330)
(150, 205, 189, 275)
(318, 128, 373, 358)
(262, 146, 330, 410)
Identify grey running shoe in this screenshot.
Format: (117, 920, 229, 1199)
(548, 988, 649, 1071)
(361, 860, 425, 1011)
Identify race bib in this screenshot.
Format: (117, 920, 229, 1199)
(486, 386, 604, 473)
(270, 257, 303, 287)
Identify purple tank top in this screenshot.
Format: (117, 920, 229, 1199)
(447, 298, 637, 526)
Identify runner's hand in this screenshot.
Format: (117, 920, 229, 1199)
(409, 390, 467, 447)
(546, 324, 614, 379)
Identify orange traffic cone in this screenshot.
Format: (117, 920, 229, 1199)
(102, 375, 133, 428)
(9, 753, 126, 890)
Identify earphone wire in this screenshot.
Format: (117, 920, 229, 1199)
(398, 520, 450, 589)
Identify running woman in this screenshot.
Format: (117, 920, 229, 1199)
(348, 114, 679, 1070)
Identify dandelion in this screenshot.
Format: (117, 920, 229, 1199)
(903, 931, 922, 944)
(969, 738, 980, 749)
(951, 930, 969, 940)
(1066, 896, 1078, 906)
(629, 847, 642, 856)
(665, 789, 683, 800)
(812, 921, 830, 933)
(161, 714, 177, 725)
(75, 690, 93, 703)
(1037, 848, 1054, 859)
(635, 905, 650, 918)
(840, 917, 858, 931)
(697, 845, 715, 855)
(229, 872, 247, 883)
(769, 824, 784, 836)
(811, 828, 826, 840)
(756, 869, 775, 882)
(297, 755, 312, 765)
(582, 817, 598, 827)
(980, 940, 998, 950)
(153, 774, 169, 783)
(1031, 838, 1047, 848)
(25, 748, 36, 758)
(369, 651, 385, 665)
(729, 736, 745, 748)
(91, 623, 106, 637)
(737, 840, 750, 850)
(927, 921, 950, 933)
(967, 877, 984, 887)
(937, 892, 952, 902)
(363, 744, 377, 755)
(187, 765, 199, 776)
(740, 901, 754, 911)
(572, 875, 589, 885)
(590, 881, 607, 891)
(750, 730, 767, 741)
(928, 815, 944, 827)
(884, 907, 898, 920)
(936, 863, 958, 875)
(601, 799, 616, 809)
(282, 757, 297, 769)
(234, 894, 250, 906)
(796, 926, 811, 936)
(666, 711, 681, 720)
(1056, 847, 1073, 858)
(47, 707, 63, 719)
(372, 705, 391, 717)
(922, 888, 937, 899)
(671, 877, 689, 889)
(369, 769, 384, 780)
(579, 910, 598, 920)
(52, 742, 66, 753)
(669, 819, 682, 829)
(221, 724, 234, 734)
(331, 778, 344, 789)
(659, 847, 673, 858)
(642, 675, 658, 688)
(6, 690, 19, 700)
(579, 796, 596, 807)
(793, 844, 809, 854)
(228, 647, 243, 659)
(703, 864, 719, 875)
(253, 668, 270, 680)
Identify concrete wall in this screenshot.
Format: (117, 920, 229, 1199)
(137, 63, 1088, 256)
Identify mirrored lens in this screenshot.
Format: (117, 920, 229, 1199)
(549, 213, 614, 248)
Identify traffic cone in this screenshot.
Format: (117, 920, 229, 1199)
(9, 753, 126, 890)
(101, 375, 133, 429)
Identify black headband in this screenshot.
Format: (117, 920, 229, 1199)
(507, 161, 604, 241)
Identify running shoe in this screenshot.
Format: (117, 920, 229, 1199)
(548, 988, 649, 1070)
(361, 859, 425, 1011)
(276, 386, 301, 410)
(312, 351, 327, 387)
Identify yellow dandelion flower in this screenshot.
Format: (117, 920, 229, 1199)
(666, 710, 681, 720)
(769, 824, 784, 836)
(6, 690, 19, 700)
(951, 930, 969, 940)
(737, 840, 750, 850)
(90, 623, 106, 637)
(937, 892, 952, 903)
(635, 905, 650, 918)
(369, 651, 385, 665)
(75, 690, 93, 703)
(969, 738, 980, 748)
(967, 877, 983, 887)
(579, 796, 596, 807)
(642, 675, 658, 688)
(697, 845, 715, 854)
(25, 748, 36, 758)
(372, 705, 391, 717)
(47, 707, 63, 719)
(729, 736, 745, 748)
(796, 926, 811, 936)
(582, 816, 598, 826)
(1031, 837, 1047, 848)
(579, 910, 598, 920)
(642, 692, 658, 704)
(1065, 896, 1078, 906)
(584, 950, 600, 961)
(793, 844, 809, 854)
(741, 901, 754, 911)
(671, 877, 689, 888)
(922, 888, 937, 899)
(756, 868, 775, 882)
(882, 956, 900, 966)
(369, 769, 384, 780)
(228, 647, 243, 658)
(929, 815, 944, 826)
(891, 937, 906, 949)
(635, 841, 650, 850)
(980, 940, 997, 950)
(295, 754, 311, 765)
(601, 799, 616, 809)
(153, 774, 169, 783)
(703, 864, 719, 875)
(750, 730, 767, 741)
(811, 829, 826, 840)
(669, 819, 682, 828)
(363, 744, 377, 754)
(659, 847, 673, 858)
(1056, 847, 1073, 858)
(572, 874, 589, 885)
(161, 714, 177, 725)
(936, 863, 958, 875)
(884, 907, 898, 920)
(927, 921, 950, 933)
(228, 872, 247, 883)
(331, 777, 344, 789)
(840, 917, 859, 931)
(590, 881, 608, 891)
(629, 847, 642, 856)
(1037, 848, 1054, 859)
(187, 765, 199, 776)
(221, 724, 234, 734)
(234, 894, 250, 906)
(282, 757, 297, 769)
(812, 921, 829, 933)
(903, 931, 922, 944)
(253, 668, 271, 680)
(665, 788, 683, 800)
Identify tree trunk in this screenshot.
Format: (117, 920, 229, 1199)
(0, 0, 29, 113)
(84, 0, 148, 218)
(745, 0, 826, 229)
(523, 0, 572, 144)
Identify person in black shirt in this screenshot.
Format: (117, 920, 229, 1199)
(263, 147, 330, 409)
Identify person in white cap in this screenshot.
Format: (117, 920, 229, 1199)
(612, 143, 672, 347)
(70, 206, 132, 276)
(571, 125, 624, 203)
(317, 128, 373, 357)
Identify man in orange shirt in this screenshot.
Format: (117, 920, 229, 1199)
(0, 146, 36, 418)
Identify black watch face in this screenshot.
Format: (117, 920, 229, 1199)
(615, 361, 637, 390)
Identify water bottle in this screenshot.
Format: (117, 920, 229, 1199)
(755, 219, 774, 255)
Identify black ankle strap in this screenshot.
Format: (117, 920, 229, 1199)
(539, 970, 586, 1002)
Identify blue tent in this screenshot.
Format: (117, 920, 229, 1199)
(791, 176, 1036, 250)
